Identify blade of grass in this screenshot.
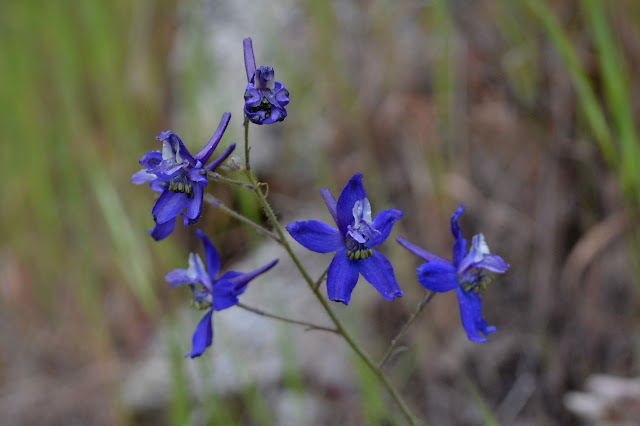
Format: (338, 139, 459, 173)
(524, 0, 617, 167)
(582, 0, 640, 200)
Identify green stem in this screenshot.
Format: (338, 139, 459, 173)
(206, 171, 254, 189)
(379, 291, 435, 369)
(237, 302, 339, 334)
(314, 265, 329, 291)
(245, 170, 420, 426)
(243, 115, 251, 170)
(203, 193, 281, 243)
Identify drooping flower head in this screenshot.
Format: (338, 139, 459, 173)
(132, 113, 236, 241)
(397, 206, 509, 342)
(165, 230, 278, 358)
(243, 37, 290, 125)
(286, 173, 404, 305)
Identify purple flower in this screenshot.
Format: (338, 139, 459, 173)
(397, 206, 509, 343)
(132, 113, 235, 241)
(286, 173, 404, 305)
(166, 230, 278, 358)
(243, 38, 290, 125)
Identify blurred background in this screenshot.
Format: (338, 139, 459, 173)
(2, 0, 640, 424)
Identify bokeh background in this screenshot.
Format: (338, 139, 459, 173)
(2, 0, 640, 424)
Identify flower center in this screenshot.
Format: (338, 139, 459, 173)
(169, 175, 194, 198)
(459, 271, 495, 294)
(190, 288, 212, 310)
(345, 198, 379, 261)
(346, 244, 374, 261)
(245, 96, 273, 118)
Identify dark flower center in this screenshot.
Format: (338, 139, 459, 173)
(169, 175, 194, 198)
(346, 246, 373, 261)
(459, 271, 495, 294)
(345, 238, 373, 261)
(246, 95, 273, 119)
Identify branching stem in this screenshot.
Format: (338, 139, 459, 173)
(237, 303, 339, 334)
(379, 291, 435, 369)
(206, 171, 254, 189)
(203, 193, 281, 243)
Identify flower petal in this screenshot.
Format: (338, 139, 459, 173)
(274, 83, 290, 106)
(217, 271, 243, 291)
(149, 178, 169, 193)
(195, 229, 221, 279)
(286, 221, 345, 253)
(186, 309, 214, 358)
(396, 237, 451, 264)
(455, 287, 497, 343)
(450, 206, 468, 266)
(185, 183, 205, 224)
(188, 162, 208, 183)
(156, 131, 196, 167)
(211, 279, 239, 311)
(226, 259, 279, 293)
(195, 112, 231, 163)
(478, 254, 509, 274)
(244, 85, 262, 108)
(132, 169, 157, 185)
(165, 268, 194, 288)
(204, 143, 236, 172)
(416, 262, 458, 292)
(152, 190, 189, 224)
(462, 234, 509, 273)
(167, 253, 211, 289)
(326, 252, 360, 305)
(369, 209, 403, 247)
(320, 188, 339, 225)
(139, 151, 163, 169)
(335, 173, 367, 234)
(243, 38, 257, 83)
(358, 251, 404, 301)
(148, 217, 177, 241)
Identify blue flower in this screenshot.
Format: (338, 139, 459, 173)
(286, 173, 404, 305)
(397, 206, 509, 343)
(132, 113, 235, 241)
(166, 230, 278, 358)
(243, 37, 290, 125)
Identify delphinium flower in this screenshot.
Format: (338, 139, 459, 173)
(166, 230, 278, 358)
(397, 206, 509, 342)
(286, 173, 404, 305)
(132, 113, 236, 241)
(243, 37, 290, 125)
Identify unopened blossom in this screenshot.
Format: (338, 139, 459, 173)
(397, 206, 509, 342)
(243, 37, 290, 125)
(132, 113, 235, 241)
(286, 173, 403, 305)
(165, 230, 278, 358)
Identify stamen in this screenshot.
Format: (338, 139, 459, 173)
(190, 299, 212, 310)
(346, 245, 373, 261)
(169, 177, 194, 198)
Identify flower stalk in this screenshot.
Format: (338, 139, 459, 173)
(203, 193, 281, 243)
(236, 303, 339, 334)
(379, 291, 436, 369)
(243, 124, 420, 426)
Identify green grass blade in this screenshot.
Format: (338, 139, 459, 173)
(524, 0, 617, 167)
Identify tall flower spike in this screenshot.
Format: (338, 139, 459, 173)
(166, 230, 278, 358)
(286, 173, 404, 305)
(243, 37, 290, 125)
(132, 113, 236, 241)
(397, 206, 509, 343)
